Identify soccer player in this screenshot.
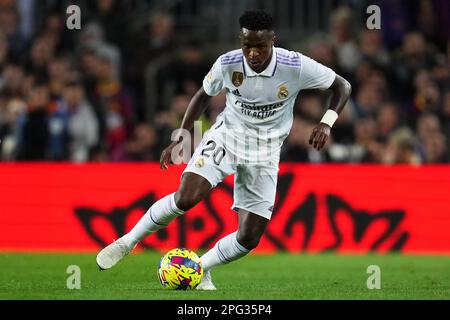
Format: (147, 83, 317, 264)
(96, 10, 352, 290)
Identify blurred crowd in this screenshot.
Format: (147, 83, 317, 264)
(0, 0, 448, 164)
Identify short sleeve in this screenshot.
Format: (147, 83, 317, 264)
(299, 54, 336, 90)
(203, 57, 224, 96)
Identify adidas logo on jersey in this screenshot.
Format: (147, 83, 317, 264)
(232, 89, 242, 97)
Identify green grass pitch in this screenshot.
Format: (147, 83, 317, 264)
(0, 252, 449, 300)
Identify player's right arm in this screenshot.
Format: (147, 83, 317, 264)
(160, 56, 224, 170)
(159, 87, 211, 169)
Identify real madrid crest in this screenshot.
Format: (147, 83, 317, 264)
(277, 85, 289, 99)
(231, 71, 244, 87)
(195, 156, 205, 168)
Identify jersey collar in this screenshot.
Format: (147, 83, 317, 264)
(242, 47, 277, 78)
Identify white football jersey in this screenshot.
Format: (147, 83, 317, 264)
(202, 47, 336, 163)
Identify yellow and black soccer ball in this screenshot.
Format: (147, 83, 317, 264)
(157, 248, 204, 290)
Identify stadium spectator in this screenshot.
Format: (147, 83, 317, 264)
(408, 69, 441, 123)
(78, 47, 101, 100)
(124, 123, 159, 161)
(326, 115, 384, 163)
(382, 127, 421, 164)
(0, 63, 25, 98)
(307, 39, 340, 71)
(376, 102, 401, 142)
(329, 6, 361, 74)
(375, 0, 415, 49)
(420, 131, 448, 163)
(46, 55, 73, 100)
(40, 11, 76, 54)
(0, 1, 447, 165)
(26, 34, 56, 77)
(86, 0, 127, 50)
(173, 41, 211, 96)
(357, 29, 390, 68)
(392, 32, 439, 100)
(124, 11, 176, 116)
(0, 4, 29, 59)
(416, 0, 450, 51)
(91, 49, 134, 161)
(0, 96, 26, 160)
(61, 80, 99, 162)
(352, 82, 385, 118)
(416, 112, 442, 144)
(15, 81, 50, 160)
(351, 115, 384, 163)
(156, 39, 212, 107)
(78, 22, 121, 77)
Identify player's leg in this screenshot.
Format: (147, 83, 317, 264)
(120, 172, 212, 247)
(197, 163, 276, 290)
(96, 172, 212, 270)
(97, 125, 234, 270)
(197, 210, 268, 289)
(236, 209, 269, 249)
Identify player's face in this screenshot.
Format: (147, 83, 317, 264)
(240, 28, 275, 73)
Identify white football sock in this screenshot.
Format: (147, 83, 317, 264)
(121, 193, 185, 249)
(200, 231, 250, 271)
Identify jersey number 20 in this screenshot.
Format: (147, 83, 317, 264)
(201, 140, 226, 165)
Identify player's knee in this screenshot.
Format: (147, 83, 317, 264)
(175, 173, 211, 211)
(236, 231, 262, 250)
(174, 193, 195, 211)
(174, 191, 202, 211)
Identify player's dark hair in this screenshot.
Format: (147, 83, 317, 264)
(239, 10, 273, 31)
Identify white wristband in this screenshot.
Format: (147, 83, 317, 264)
(320, 109, 338, 128)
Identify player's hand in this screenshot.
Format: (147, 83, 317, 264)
(309, 123, 331, 151)
(160, 141, 178, 170)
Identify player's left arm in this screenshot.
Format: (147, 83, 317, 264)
(308, 75, 352, 151)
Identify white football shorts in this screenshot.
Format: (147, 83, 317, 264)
(182, 127, 279, 220)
